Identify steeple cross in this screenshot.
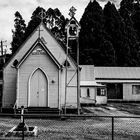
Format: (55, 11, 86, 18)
(69, 6, 77, 17)
(36, 26, 43, 38)
(39, 9, 46, 22)
(36, 10, 46, 38)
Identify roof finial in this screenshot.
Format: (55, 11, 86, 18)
(69, 6, 77, 17)
(39, 9, 46, 22)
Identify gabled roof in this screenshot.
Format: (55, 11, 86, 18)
(4, 22, 77, 70)
(80, 65, 95, 81)
(95, 67, 140, 80)
(16, 38, 61, 69)
(65, 16, 81, 30)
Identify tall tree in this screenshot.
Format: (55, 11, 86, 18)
(131, 1, 140, 42)
(24, 7, 46, 41)
(79, 0, 116, 66)
(24, 7, 68, 45)
(119, 0, 140, 65)
(11, 11, 26, 54)
(104, 2, 134, 66)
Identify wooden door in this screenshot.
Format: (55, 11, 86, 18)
(29, 69, 48, 107)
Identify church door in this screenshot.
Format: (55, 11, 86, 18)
(29, 69, 48, 107)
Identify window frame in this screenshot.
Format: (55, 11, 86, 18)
(132, 85, 140, 95)
(97, 88, 106, 96)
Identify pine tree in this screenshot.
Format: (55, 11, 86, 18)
(132, 1, 140, 42)
(119, 0, 140, 66)
(79, 0, 116, 66)
(11, 11, 26, 54)
(104, 2, 133, 66)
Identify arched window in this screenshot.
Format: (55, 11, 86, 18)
(87, 88, 90, 97)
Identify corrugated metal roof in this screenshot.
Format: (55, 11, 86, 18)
(80, 65, 94, 81)
(80, 81, 105, 87)
(94, 67, 140, 79)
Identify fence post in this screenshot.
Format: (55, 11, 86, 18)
(21, 106, 24, 140)
(112, 117, 114, 140)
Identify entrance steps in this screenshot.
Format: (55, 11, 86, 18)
(16, 107, 61, 115)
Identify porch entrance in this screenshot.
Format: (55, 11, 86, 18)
(107, 83, 123, 99)
(29, 69, 48, 107)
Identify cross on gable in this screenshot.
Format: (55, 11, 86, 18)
(69, 6, 77, 17)
(36, 26, 43, 38)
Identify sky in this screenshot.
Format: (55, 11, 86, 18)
(0, 0, 121, 53)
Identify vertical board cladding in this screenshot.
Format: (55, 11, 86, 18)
(2, 68, 17, 108)
(18, 45, 59, 108)
(81, 87, 96, 99)
(60, 68, 77, 108)
(123, 83, 140, 101)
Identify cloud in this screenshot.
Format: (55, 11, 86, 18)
(1, 0, 119, 52)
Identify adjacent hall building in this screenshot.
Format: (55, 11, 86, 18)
(95, 67, 140, 102)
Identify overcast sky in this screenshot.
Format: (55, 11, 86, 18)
(0, 0, 121, 52)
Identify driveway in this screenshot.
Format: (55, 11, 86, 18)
(82, 103, 140, 116)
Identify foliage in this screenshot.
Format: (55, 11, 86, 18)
(78, 0, 140, 66)
(79, 0, 116, 66)
(24, 7, 68, 45)
(11, 1, 140, 66)
(11, 11, 26, 54)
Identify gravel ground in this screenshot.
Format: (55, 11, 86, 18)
(1, 103, 140, 140)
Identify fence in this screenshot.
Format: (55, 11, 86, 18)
(0, 114, 140, 140)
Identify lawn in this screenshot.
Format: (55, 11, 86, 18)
(0, 115, 140, 140)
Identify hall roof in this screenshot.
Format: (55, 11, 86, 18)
(94, 67, 140, 80)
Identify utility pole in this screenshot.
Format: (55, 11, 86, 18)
(0, 40, 7, 64)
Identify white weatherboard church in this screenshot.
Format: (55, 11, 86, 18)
(2, 22, 78, 110)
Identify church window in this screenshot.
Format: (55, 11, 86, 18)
(87, 88, 90, 97)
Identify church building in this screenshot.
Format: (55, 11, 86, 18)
(2, 22, 78, 111)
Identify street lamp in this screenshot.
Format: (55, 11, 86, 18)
(65, 6, 81, 115)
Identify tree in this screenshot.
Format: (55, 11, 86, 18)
(24, 7, 68, 45)
(11, 11, 26, 54)
(79, 0, 116, 66)
(24, 7, 46, 41)
(104, 2, 134, 66)
(131, 1, 140, 41)
(119, 0, 140, 66)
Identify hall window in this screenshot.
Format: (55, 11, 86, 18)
(132, 85, 140, 94)
(87, 88, 90, 97)
(97, 88, 106, 96)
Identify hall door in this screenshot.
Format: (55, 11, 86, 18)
(29, 69, 48, 107)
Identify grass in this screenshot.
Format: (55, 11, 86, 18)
(0, 116, 140, 140)
(1, 103, 140, 140)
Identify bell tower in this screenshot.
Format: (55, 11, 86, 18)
(65, 6, 81, 115)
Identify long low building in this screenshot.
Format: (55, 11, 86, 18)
(94, 67, 140, 102)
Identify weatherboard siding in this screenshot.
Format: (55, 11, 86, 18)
(18, 46, 59, 108)
(2, 23, 77, 109)
(123, 83, 140, 101)
(2, 68, 17, 108)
